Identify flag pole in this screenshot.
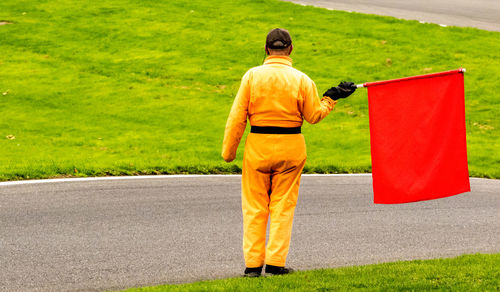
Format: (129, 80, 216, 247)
(355, 68, 466, 89)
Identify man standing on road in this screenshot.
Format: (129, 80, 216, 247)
(222, 28, 356, 277)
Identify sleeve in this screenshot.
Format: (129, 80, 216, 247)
(300, 75, 337, 124)
(221, 71, 251, 162)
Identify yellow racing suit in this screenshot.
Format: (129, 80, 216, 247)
(222, 55, 336, 268)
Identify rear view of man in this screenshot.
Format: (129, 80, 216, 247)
(222, 28, 356, 277)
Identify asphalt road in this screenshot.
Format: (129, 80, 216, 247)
(284, 0, 500, 31)
(1, 175, 499, 291)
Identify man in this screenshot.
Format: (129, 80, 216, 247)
(222, 28, 356, 277)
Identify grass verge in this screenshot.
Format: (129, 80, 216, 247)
(1, 0, 499, 180)
(124, 253, 500, 291)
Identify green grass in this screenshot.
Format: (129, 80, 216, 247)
(124, 253, 500, 291)
(0, 0, 499, 181)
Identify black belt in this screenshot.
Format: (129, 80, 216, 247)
(250, 126, 301, 134)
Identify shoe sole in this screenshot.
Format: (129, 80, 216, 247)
(243, 273, 261, 278)
(264, 272, 293, 276)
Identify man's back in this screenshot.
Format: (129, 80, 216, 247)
(222, 54, 337, 162)
(247, 56, 305, 128)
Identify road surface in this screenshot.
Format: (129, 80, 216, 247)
(284, 0, 500, 31)
(1, 175, 498, 291)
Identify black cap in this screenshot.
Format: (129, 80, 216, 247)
(266, 28, 292, 49)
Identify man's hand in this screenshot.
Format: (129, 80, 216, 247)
(223, 156, 235, 163)
(323, 81, 356, 101)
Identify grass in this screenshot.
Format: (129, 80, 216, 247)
(0, 0, 499, 181)
(124, 253, 500, 291)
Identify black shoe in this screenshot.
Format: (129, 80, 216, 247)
(243, 266, 262, 277)
(265, 264, 295, 276)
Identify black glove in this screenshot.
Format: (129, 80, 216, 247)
(323, 81, 356, 101)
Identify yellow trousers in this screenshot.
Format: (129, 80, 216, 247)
(242, 133, 307, 268)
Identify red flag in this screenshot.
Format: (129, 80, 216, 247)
(366, 69, 470, 204)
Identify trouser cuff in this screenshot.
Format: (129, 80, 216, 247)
(265, 260, 286, 267)
(246, 262, 265, 268)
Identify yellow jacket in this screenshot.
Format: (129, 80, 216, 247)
(222, 55, 337, 162)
